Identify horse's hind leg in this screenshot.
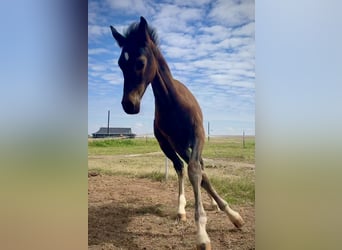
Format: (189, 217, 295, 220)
(199, 158, 220, 211)
(201, 169, 244, 228)
(209, 195, 220, 211)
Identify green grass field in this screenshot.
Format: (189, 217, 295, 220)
(88, 136, 255, 205)
(88, 137, 160, 155)
(89, 137, 254, 162)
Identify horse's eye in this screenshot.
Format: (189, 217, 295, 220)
(135, 60, 145, 71)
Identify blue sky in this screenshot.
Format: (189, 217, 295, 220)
(88, 0, 254, 136)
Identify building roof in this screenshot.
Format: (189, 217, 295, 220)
(93, 127, 132, 135)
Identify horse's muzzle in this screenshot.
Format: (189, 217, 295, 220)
(121, 100, 140, 114)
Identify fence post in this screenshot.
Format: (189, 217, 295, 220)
(208, 121, 210, 142)
(165, 157, 169, 181)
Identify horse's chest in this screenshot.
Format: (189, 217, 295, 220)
(155, 111, 192, 139)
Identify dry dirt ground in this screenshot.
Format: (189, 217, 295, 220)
(88, 173, 255, 250)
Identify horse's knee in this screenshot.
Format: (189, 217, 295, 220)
(188, 161, 202, 184)
(188, 160, 201, 173)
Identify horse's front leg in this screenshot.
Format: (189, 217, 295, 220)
(154, 126, 187, 221)
(176, 168, 187, 221)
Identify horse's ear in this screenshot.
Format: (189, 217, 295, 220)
(110, 26, 125, 47)
(138, 16, 151, 45)
(140, 16, 148, 27)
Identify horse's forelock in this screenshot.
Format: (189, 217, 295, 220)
(124, 22, 159, 46)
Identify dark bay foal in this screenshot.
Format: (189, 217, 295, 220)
(110, 16, 244, 249)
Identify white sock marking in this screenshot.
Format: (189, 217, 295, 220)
(211, 197, 220, 211)
(178, 194, 186, 215)
(177, 172, 186, 216)
(197, 215, 210, 244)
(225, 204, 244, 227)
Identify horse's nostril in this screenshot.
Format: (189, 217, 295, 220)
(122, 101, 139, 114)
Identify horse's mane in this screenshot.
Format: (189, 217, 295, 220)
(123, 22, 159, 46)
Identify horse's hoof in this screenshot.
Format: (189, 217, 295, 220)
(177, 213, 187, 221)
(230, 213, 244, 228)
(225, 206, 245, 228)
(197, 242, 212, 250)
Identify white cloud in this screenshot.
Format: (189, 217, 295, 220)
(88, 25, 109, 39)
(208, 73, 254, 88)
(209, 0, 254, 27)
(199, 25, 231, 41)
(152, 4, 204, 33)
(89, 64, 108, 72)
(88, 48, 111, 55)
(161, 32, 195, 48)
(106, 0, 155, 16)
(88, 1, 101, 25)
(232, 21, 255, 37)
(155, 4, 203, 22)
(100, 73, 123, 85)
(173, 0, 212, 7)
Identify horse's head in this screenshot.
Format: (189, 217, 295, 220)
(110, 16, 157, 114)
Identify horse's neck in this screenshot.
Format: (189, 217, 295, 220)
(151, 53, 177, 109)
